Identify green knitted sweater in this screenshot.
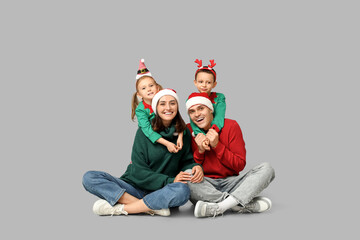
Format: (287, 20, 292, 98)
(120, 124, 198, 191)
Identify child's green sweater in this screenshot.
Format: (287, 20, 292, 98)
(135, 101, 162, 143)
(120, 124, 199, 191)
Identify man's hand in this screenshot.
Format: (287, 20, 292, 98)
(194, 133, 208, 153)
(202, 139, 210, 151)
(206, 129, 219, 148)
(190, 165, 204, 183)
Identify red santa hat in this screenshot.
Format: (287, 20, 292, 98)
(194, 59, 217, 81)
(151, 89, 180, 115)
(136, 59, 152, 80)
(186, 92, 214, 112)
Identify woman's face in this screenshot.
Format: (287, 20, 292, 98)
(156, 95, 178, 125)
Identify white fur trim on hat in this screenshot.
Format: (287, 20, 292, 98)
(151, 89, 180, 115)
(136, 58, 152, 80)
(186, 96, 214, 112)
(136, 72, 152, 80)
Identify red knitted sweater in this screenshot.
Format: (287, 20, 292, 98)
(187, 118, 246, 178)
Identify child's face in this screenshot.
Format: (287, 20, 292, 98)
(194, 72, 217, 95)
(137, 77, 159, 103)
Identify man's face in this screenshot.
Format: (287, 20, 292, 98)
(188, 104, 213, 131)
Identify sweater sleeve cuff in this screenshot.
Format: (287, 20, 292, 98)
(211, 124, 220, 133)
(167, 177, 175, 184)
(194, 149, 205, 158)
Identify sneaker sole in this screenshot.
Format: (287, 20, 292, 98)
(93, 199, 109, 215)
(194, 201, 205, 218)
(149, 209, 171, 216)
(253, 196, 272, 211)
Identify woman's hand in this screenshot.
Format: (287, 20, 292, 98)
(190, 165, 204, 183)
(174, 171, 192, 183)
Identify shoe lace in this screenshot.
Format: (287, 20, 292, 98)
(209, 206, 223, 218)
(236, 206, 252, 213)
(236, 202, 257, 214)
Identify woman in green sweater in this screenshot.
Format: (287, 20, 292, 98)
(82, 89, 204, 216)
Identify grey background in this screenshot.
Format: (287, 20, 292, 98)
(1, 0, 359, 239)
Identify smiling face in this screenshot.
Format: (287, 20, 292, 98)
(156, 95, 178, 127)
(188, 104, 213, 131)
(136, 77, 159, 104)
(194, 72, 217, 96)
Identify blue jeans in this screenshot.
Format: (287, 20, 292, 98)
(82, 171, 190, 210)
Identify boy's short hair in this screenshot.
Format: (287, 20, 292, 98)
(195, 68, 217, 81)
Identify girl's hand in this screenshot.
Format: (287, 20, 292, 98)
(174, 171, 192, 183)
(167, 142, 179, 153)
(176, 132, 183, 151)
(190, 165, 204, 183)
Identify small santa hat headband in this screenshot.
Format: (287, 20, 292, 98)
(152, 89, 180, 115)
(194, 59, 217, 81)
(136, 59, 152, 80)
(186, 92, 214, 112)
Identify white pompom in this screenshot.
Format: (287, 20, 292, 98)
(141, 59, 145, 62)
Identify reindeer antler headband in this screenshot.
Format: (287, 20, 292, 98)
(194, 59, 217, 81)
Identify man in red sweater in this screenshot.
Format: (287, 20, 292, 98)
(185, 92, 275, 218)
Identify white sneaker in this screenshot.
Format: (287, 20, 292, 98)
(194, 201, 223, 218)
(231, 196, 272, 213)
(146, 208, 171, 216)
(93, 199, 128, 216)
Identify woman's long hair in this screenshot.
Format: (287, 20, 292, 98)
(152, 108, 186, 134)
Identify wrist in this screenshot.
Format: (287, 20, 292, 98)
(164, 141, 173, 148)
(211, 142, 218, 148)
(197, 148, 205, 154)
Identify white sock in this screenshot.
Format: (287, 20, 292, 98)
(217, 196, 239, 212)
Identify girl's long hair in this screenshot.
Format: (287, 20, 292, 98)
(131, 76, 162, 121)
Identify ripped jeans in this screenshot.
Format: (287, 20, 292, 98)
(187, 162, 275, 206)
